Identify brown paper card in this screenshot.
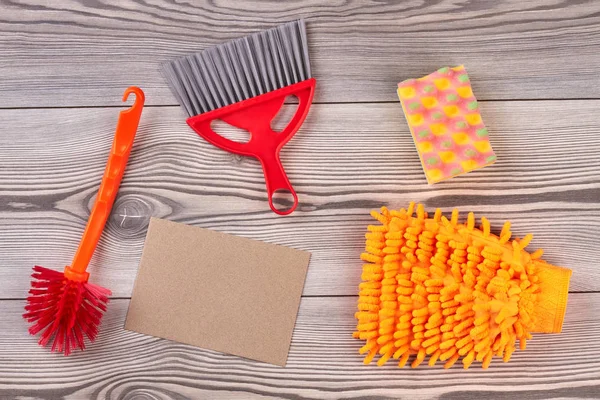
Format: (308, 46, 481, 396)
(124, 218, 311, 366)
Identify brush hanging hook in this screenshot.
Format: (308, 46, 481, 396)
(121, 86, 145, 115)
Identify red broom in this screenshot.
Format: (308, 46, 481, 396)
(161, 20, 315, 215)
(23, 87, 145, 355)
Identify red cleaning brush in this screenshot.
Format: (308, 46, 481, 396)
(161, 20, 315, 215)
(23, 87, 145, 355)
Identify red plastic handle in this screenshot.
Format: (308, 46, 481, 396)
(187, 78, 316, 215)
(66, 87, 145, 281)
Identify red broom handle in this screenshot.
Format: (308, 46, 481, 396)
(186, 78, 316, 215)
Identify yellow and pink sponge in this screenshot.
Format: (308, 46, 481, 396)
(397, 66, 496, 184)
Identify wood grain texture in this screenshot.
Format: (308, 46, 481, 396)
(2, 1, 599, 396)
(2, 0, 600, 107)
(1, 294, 599, 399)
(1, 100, 598, 297)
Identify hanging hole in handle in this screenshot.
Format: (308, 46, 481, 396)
(270, 95, 299, 133)
(269, 189, 298, 215)
(211, 119, 251, 143)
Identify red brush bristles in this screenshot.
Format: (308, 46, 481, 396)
(23, 265, 111, 355)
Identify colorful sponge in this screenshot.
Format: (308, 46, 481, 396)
(354, 203, 571, 369)
(397, 66, 496, 184)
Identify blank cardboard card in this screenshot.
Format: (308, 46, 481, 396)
(125, 218, 311, 366)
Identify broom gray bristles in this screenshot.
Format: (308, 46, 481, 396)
(162, 19, 312, 118)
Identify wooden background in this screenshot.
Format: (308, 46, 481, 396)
(1, 0, 599, 399)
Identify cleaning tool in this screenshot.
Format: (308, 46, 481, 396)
(23, 87, 145, 355)
(354, 203, 571, 369)
(162, 19, 315, 215)
(397, 66, 496, 184)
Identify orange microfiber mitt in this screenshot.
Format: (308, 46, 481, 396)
(354, 203, 571, 369)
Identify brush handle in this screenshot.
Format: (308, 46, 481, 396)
(259, 150, 298, 215)
(187, 78, 316, 215)
(66, 87, 145, 281)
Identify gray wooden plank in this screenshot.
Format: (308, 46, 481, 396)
(0, 100, 598, 297)
(1, 294, 599, 399)
(2, 0, 600, 107)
